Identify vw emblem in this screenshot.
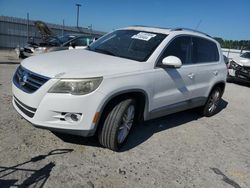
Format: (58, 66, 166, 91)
(19, 71, 29, 86)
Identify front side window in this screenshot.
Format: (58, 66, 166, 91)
(158, 36, 192, 65)
(192, 37, 219, 63)
(88, 30, 167, 62)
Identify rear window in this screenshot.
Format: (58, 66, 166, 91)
(192, 37, 219, 63)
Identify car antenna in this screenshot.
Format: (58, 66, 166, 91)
(195, 20, 202, 30)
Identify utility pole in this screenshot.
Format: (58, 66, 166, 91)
(76, 4, 81, 27)
(26, 13, 29, 42)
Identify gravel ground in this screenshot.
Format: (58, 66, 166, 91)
(0, 50, 20, 64)
(0, 56, 250, 187)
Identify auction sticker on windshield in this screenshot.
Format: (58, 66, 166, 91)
(132, 32, 156, 41)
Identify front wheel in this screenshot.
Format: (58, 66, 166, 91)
(98, 99, 137, 151)
(202, 87, 223, 117)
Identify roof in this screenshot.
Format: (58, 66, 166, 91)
(124, 25, 212, 38)
(125, 26, 172, 35)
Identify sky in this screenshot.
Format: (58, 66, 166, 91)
(0, 0, 250, 40)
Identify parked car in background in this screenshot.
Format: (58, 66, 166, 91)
(12, 26, 227, 151)
(18, 34, 76, 58)
(227, 52, 250, 83)
(17, 21, 96, 58)
(19, 35, 95, 58)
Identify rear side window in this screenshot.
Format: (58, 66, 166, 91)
(192, 37, 219, 63)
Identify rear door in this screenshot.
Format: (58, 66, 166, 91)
(191, 36, 221, 99)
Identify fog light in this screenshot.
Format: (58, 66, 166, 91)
(65, 113, 81, 122)
(70, 114, 79, 121)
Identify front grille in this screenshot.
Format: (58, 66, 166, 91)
(243, 66, 250, 71)
(13, 66, 50, 93)
(236, 70, 250, 80)
(14, 96, 37, 118)
(240, 66, 250, 75)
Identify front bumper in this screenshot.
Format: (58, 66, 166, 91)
(12, 81, 106, 137)
(228, 68, 250, 83)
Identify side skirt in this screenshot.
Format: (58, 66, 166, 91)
(148, 97, 207, 120)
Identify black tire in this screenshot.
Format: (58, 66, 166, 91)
(202, 87, 223, 117)
(98, 99, 137, 151)
(19, 53, 26, 59)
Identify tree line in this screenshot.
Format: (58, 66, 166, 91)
(214, 38, 250, 50)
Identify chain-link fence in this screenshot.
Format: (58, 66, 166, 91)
(0, 16, 104, 49)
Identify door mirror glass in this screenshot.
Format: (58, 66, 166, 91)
(162, 56, 182, 68)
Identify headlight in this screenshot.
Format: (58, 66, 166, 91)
(34, 47, 47, 53)
(48, 77, 103, 95)
(229, 61, 241, 70)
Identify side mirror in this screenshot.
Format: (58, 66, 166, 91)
(162, 56, 182, 68)
(70, 42, 76, 48)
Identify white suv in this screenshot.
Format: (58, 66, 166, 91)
(227, 52, 250, 83)
(12, 26, 227, 151)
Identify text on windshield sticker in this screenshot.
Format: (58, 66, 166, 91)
(132, 32, 156, 41)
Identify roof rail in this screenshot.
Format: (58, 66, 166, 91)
(171, 28, 211, 37)
(130, 25, 171, 30)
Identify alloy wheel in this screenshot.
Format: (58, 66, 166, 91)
(117, 105, 135, 144)
(208, 89, 221, 113)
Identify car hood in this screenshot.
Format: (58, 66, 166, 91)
(34, 21, 54, 39)
(21, 49, 148, 78)
(233, 56, 250, 67)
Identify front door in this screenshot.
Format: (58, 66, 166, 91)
(150, 36, 196, 118)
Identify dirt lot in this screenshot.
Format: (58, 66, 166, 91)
(0, 54, 250, 187)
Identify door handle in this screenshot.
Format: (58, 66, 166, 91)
(213, 71, 218, 76)
(188, 73, 195, 79)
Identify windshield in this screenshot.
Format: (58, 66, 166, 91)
(48, 35, 75, 45)
(88, 30, 167, 62)
(240, 52, 250, 59)
(64, 36, 94, 47)
(59, 35, 76, 43)
(47, 37, 61, 45)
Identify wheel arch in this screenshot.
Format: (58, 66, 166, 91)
(94, 89, 149, 134)
(209, 81, 226, 96)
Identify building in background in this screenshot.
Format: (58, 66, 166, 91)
(0, 15, 105, 48)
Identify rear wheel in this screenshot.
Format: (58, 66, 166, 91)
(202, 87, 222, 117)
(98, 99, 137, 151)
